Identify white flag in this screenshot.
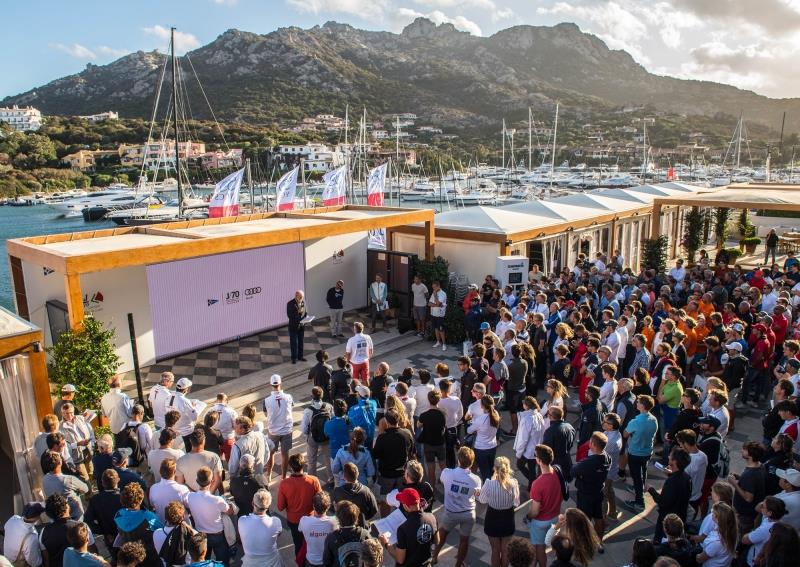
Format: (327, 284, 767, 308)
(275, 166, 299, 211)
(322, 166, 347, 206)
(367, 163, 387, 206)
(208, 168, 245, 218)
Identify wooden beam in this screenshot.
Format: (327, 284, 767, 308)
(64, 273, 84, 330)
(650, 202, 662, 239)
(8, 255, 29, 320)
(0, 329, 52, 420)
(424, 220, 435, 261)
(5, 239, 68, 273)
(608, 218, 617, 256)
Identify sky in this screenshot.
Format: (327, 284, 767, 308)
(2, 0, 800, 100)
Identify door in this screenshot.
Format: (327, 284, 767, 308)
(367, 249, 417, 333)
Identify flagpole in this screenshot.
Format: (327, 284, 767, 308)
(245, 158, 253, 213)
(300, 158, 306, 209)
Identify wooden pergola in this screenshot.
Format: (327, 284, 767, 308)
(650, 183, 800, 239)
(7, 205, 435, 333)
(0, 310, 51, 419)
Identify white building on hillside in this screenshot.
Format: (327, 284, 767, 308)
(80, 111, 119, 122)
(0, 105, 43, 131)
(276, 143, 344, 172)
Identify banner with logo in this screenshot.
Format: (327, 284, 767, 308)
(275, 166, 299, 211)
(322, 166, 347, 206)
(208, 167, 245, 218)
(367, 163, 387, 207)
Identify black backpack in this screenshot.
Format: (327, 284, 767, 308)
(116, 423, 145, 466)
(158, 524, 192, 567)
(714, 440, 731, 478)
(552, 464, 570, 501)
(310, 404, 332, 444)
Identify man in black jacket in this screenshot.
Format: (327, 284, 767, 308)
(648, 447, 692, 544)
(578, 386, 604, 449)
(372, 409, 414, 516)
(326, 280, 345, 337)
(571, 432, 611, 544)
(84, 468, 123, 560)
(330, 357, 355, 406)
(308, 350, 333, 402)
(286, 290, 307, 364)
(697, 415, 724, 517)
(332, 462, 378, 528)
(543, 406, 576, 481)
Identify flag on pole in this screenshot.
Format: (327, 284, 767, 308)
(367, 163, 387, 207)
(322, 166, 347, 206)
(275, 166, 299, 211)
(208, 167, 245, 218)
(667, 167, 675, 181)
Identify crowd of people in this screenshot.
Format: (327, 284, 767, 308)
(5, 249, 800, 567)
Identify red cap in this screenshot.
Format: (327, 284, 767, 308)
(753, 323, 768, 334)
(395, 488, 421, 506)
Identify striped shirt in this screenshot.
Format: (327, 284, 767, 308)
(477, 478, 520, 510)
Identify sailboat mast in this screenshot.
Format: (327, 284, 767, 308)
(344, 104, 350, 202)
(736, 115, 742, 169)
(642, 120, 648, 184)
(502, 119, 506, 169)
(550, 102, 559, 188)
(528, 107, 532, 171)
(171, 27, 183, 218)
(396, 115, 400, 206)
(246, 158, 253, 212)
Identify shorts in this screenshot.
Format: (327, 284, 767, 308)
(432, 316, 445, 330)
(377, 475, 405, 495)
(268, 433, 293, 453)
(413, 306, 427, 321)
(528, 517, 554, 545)
(440, 509, 476, 537)
(727, 387, 741, 407)
(576, 494, 604, 519)
(505, 389, 524, 413)
(423, 443, 446, 463)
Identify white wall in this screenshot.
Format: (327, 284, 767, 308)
(304, 232, 369, 317)
(392, 233, 501, 284)
(751, 214, 800, 237)
(20, 262, 154, 373)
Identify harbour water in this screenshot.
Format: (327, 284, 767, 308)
(0, 206, 115, 310)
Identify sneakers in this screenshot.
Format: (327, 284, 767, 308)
(433, 342, 441, 348)
(442, 344, 447, 352)
(734, 401, 747, 410)
(624, 500, 644, 513)
(747, 400, 759, 408)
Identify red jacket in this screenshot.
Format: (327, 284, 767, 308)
(773, 313, 789, 346)
(751, 337, 771, 370)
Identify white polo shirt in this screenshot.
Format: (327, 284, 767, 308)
(298, 514, 338, 564)
(186, 490, 229, 534)
(346, 333, 373, 364)
(262, 391, 294, 436)
(148, 384, 173, 429)
(149, 478, 190, 523)
(239, 513, 283, 558)
(438, 395, 464, 429)
(440, 467, 482, 514)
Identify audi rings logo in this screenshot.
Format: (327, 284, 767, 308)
(244, 287, 262, 296)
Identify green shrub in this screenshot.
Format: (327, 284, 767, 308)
(740, 237, 761, 246)
(724, 247, 743, 261)
(641, 236, 668, 272)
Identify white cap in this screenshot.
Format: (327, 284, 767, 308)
(61, 384, 76, 392)
(270, 374, 282, 386)
(355, 384, 370, 398)
(176, 377, 192, 389)
(777, 468, 800, 487)
(724, 342, 743, 352)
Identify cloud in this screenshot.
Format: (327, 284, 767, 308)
(212, 0, 238, 4)
(412, 0, 512, 22)
(671, 0, 800, 35)
(286, 0, 389, 20)
(395, 7, 483, 35)
(50, 43, 97, 59)
(96, 46, 130, 58)
(143, 25, 201, 54)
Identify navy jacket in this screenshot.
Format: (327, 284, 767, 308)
(571, 451, 610, 496)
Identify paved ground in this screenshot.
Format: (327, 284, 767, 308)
(120, 320, 754, 567)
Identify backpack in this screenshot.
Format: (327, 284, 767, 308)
(116, 423, 144, 466)
(714, 440, 731, 478)
(552, 464, 570, 501)
(336, 537, 366, 567)
(158, 524, 192, 567)
(310, 405, 332, 443)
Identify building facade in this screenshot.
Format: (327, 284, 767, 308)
(0, 106, 43, 131)
(79, 111, 119, 122)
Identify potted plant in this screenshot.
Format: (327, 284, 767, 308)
(48, 315, 122, 426)
(739, 236, 761, 255)
(723, 247, 743, 265)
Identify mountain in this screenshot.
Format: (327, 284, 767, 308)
(4, 18, 798, 133)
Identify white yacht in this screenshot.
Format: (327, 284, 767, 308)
(48, 187, 139, 217)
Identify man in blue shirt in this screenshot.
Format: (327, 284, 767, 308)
(185, 532, 223, 567)
(623, 395, 658, 512)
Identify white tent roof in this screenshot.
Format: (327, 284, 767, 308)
(434, 206, 556, 234)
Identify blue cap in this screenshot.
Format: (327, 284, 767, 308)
(480, 322, 491, 330)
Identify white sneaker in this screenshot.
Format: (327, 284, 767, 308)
(433, 342, 441, 348)
(442, 345, 447, 351)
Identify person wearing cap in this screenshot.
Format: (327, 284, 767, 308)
(262, 373, 294, 481)
(148, 372, 174, 431)
(326, 279, 346, 338)
(775, 467, 800, 531)
(287, 289, 308, 364)
(54, 384, 78, 417)
(59, 402, 96, 483)
(101, 376, 134, 438)
(411, 274, 430, 337)
(462, 283, 480, 314)
(165, 378, 206, 449)
(380, 487, 438, 566)
(349, 383, 378, 447)
(464, 294, 486, 344)
(3, 501, 44, 567)
(112, 447, 147, 495)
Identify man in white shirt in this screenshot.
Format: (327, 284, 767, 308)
(149, 457, 189, 523)
(186, 466, 235, 566)
(123, 404, 154, 477)
(603, 320, 621, 364)
(148, 371, 174, 430)
(669, 259, 686, 282)
(593, 253, 606, 273)
(262, 374, 294, 481)
(165, 378, 207, 449)
(101, 376, 133, 436)
(369, 273, 389, 333)
(148, 428, 185, 483)
(465, 382, 487, 421)
(411, 275, 429, 337)
(298, 492, 338, 567)
(177, 428, 224, 493)
(432, 447, 482, 566)
(2, 502, 44, 567)
(438, 379, 464, 469)
(775, 468, 800, 531)
(676, 429, 708, 512)
(429, 280, 448, 351)
(599, 364, 618, 411)
(345, 321, 374, 384)
(210, 393, 238, 461)
(59, 402, 95, 482)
